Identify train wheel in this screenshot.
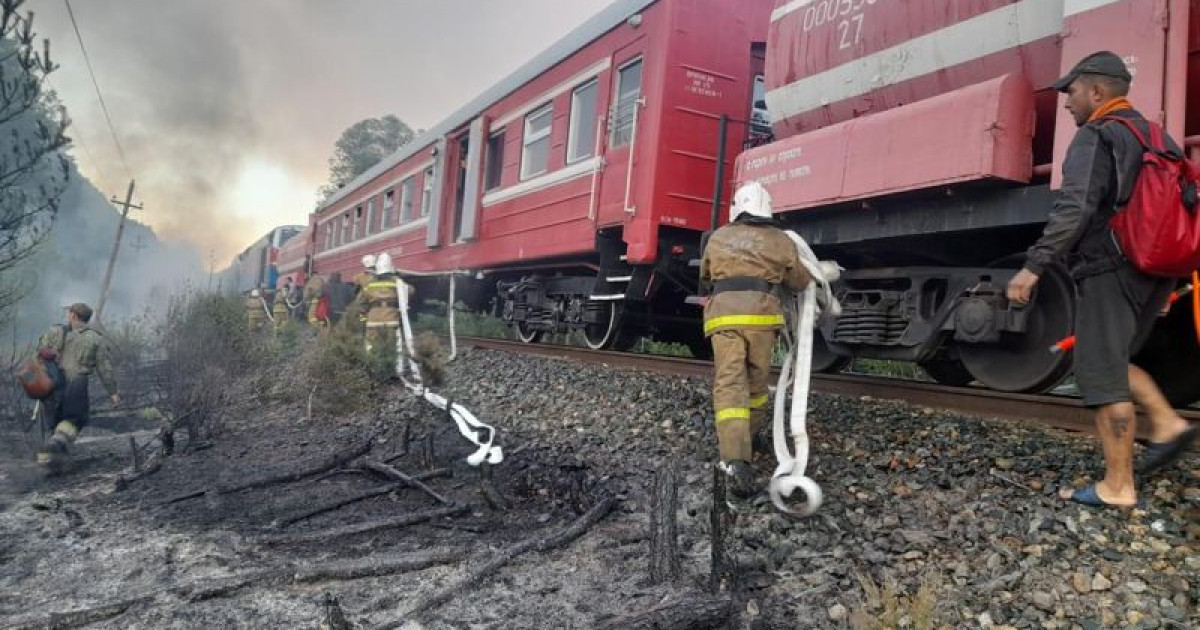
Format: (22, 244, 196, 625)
(958, 266, 1075, 393)
(515, 320, 543, 344)
(583, 300, 622, 350)
(919, 357, 975, 386)
(812, 333, 851, 373)
(1133, 285, 1200, 407)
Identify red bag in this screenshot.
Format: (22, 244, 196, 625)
(1103, 116, 1200, 278)
(315, 294, 331, 321)
(15, 357, 55, 399)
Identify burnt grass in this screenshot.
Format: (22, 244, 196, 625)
(0, 346, 1198, 629)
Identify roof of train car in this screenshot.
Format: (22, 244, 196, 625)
(318, 0, 660, 212)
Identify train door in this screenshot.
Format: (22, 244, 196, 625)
(452, 133, 470, 242)
(444, 117, 487, 244)
(595, 45, 646, 226)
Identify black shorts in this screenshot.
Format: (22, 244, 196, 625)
(1074, 262, 1175, 407)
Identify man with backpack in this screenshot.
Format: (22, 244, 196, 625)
(35, 303, 120, 472)
(1007, 51, 1197, 508)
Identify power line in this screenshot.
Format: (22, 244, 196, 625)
(62, 0, 132, 181)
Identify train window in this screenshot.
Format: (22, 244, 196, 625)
(485, 130, 505, 191)
(383, 189, 395, 228)
(366, 198, 377, 236)
(420, 167, 434, 217)
(611, 58, 642, 148)
(751, 75, 771, 136)
(324, 223, 333, 251)
(567, 79, 598, 164)
(353, 206, 363, 240)
(400, 177, 416, 222)
(341, 213, 351, 245)
(520, 102, 553, 180)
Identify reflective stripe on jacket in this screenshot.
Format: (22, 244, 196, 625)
(700, 221, 810, 336)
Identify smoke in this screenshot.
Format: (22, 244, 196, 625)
(30, 0, 613, 263)
(6, 165, 205, 344)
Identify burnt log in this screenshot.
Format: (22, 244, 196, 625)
(595, 592, 733, 630)
(648, 462, 681, 584)
(710, 465, 730, 593)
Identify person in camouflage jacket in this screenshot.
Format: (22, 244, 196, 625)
(35, 302, 119, 471)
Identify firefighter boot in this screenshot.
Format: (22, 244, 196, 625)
(718, 459, 757, 511)
(36, 427, 74, 475)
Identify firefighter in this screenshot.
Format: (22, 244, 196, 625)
(700, 181, 810, 501)
(246, 288, 269, 330)
(361, 252, 404, 354)
(271, 286, 290, 330)
(35, 303, 119, 472)
(305, 273, 330, 331)
(355, 254, 377, 294)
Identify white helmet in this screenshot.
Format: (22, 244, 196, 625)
(250, 289, 261, 298)
(361, 254, 377, 270)
(730, 181, 773, 222)
(375, 252, 395, 275)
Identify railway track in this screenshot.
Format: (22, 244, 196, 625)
(455, 336, 1200, 442)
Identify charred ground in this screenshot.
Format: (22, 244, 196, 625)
(1, 328, 1199, 630)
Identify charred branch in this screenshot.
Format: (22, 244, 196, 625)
(275, 468, 452, 528)
(376, 497, 618, 628)
(257, 503, 469, 547)
(359, 461, 451, 506)
(160, 438, 374, 505)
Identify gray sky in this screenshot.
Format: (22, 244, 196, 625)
(28, 0, 615, 262)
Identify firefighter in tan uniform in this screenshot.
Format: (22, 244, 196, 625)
(271, 287, 290, 331)
(360, 252, 404, 353)
(355, 254, 377, 294)
(700, 182, 810, 498)
(245, 289, 269, 331)
(304, 274, 329, 330)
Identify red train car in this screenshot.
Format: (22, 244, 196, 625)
(275, 225, 311, 288)
(737, 0, 1200, 404)
(309, 0, 774, 355)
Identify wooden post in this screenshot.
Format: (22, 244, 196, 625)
(709, 465, 729, 592)
(96, 179, 141, 322)
(649, 461, 681, 584)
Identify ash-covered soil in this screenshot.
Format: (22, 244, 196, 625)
(1, 347, 1198, 630)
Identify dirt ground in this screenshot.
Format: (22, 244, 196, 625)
(1, 347, 1198, 630)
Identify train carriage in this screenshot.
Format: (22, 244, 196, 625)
(738, 0, 1200, 404)
(218, 225, 305, 294)
(276, 0, 1200, 406)
(310, 0, 775, 356)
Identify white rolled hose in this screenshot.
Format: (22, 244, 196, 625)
(768, 231, 842, 517)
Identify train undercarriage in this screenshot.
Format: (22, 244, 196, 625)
(486, 185, 1200, 408)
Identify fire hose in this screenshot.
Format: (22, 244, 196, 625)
(395, 277, 502, 466)
(768, 231, 842, 517)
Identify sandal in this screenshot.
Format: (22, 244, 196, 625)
(1137, 425, 1198, 475)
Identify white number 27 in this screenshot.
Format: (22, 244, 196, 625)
(837, 13, 865, 50)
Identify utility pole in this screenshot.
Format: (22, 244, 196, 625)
(96, 179, 141, 323)
(207, 249, 216, 290)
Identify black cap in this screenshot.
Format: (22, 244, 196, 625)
(1052, 51, 1132, 92)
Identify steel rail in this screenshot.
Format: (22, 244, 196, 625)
(454, 336, 1200, 442)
